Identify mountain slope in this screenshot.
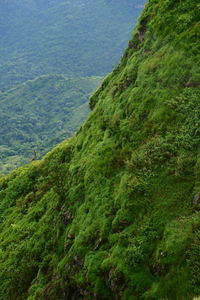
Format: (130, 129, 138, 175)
(0, 0, 146, 90)
(0, 75, 101, 173)
(0, 0, 145, 173)
(0, 0, 200, 299)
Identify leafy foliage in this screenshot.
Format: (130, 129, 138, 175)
(0, 0, 200, 299)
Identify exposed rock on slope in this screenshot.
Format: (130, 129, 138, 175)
(0, 0, 200, 299)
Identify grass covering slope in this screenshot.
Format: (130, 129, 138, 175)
(0, 75, 101, 174)
(0, 0, 200, 299)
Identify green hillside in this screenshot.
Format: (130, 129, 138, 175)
(0, 0, 145, 90)
(0, 0, 145, 173)
(0, 75, 101, 173)
(0, 0, 200, 299)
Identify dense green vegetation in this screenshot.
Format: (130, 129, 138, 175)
(0, 0, 200, 299)
(0, 0, 145, 90)
(0, 0, 145, 172)
(0, 75, 101, 173)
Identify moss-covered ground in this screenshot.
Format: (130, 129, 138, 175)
(0, 0, 200, 299)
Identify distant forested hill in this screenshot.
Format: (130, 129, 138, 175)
(0, 0, 146, 90)
(0, 75, 101, 173)
(0, 0, 145, 173)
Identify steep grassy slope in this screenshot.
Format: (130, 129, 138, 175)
(0, 75, 101, 173)
(0, 0, 200, 299)
(0, 0, 145, 90)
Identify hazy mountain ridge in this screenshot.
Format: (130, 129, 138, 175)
(0, 0, 145, 90)
(0, 0, 145, 173)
